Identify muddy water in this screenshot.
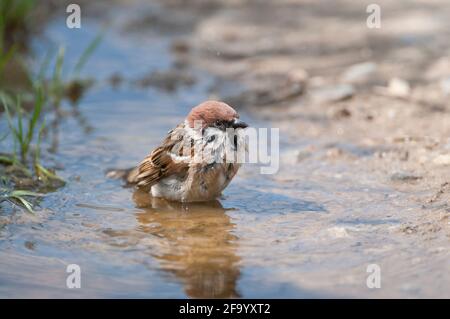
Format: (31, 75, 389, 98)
(0, 3, 448, 298)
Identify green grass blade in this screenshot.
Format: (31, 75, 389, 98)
(14, 162, 32, 177)
(26, 86, 43, 147)
(34, 117, 45, 164)
(73, 32, 103, 76)
(51, 46, 65, 107)
(15, 95, 27, 160)
(35, 163, 65, 182)
(37, 48, 53, 80)
(0, 155, 14, 165)
(0, 130, 8, 142)
(12, 196, 34, 213)
(0, 43, 16, 74)
(53, 46, 65, 85)
(11, 190, 44, 197)
(1, 94, 19, 143)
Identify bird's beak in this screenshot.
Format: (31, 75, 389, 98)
(232, 118, 248, 129)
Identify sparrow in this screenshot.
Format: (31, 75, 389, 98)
(112, 100, 248, 202)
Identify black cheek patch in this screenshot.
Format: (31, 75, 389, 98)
(207, 135, 216, 143)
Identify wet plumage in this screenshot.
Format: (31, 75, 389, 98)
(123, 101, 248, 202)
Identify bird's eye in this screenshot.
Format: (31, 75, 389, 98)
(207, 135, 216, 143)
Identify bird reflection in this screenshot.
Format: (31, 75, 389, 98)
(132, 189, 241, 298)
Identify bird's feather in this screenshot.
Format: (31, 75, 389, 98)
(132, 124, 190, 191)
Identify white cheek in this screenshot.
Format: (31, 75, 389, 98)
(202, 128, 227, 160)
(236, 129, 247, 151)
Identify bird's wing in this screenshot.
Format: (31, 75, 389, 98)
(133, 124, 191, 190)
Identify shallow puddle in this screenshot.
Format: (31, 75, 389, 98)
(0, 1, 448, 298)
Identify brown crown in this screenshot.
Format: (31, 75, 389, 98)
(187, 100, 238, 128)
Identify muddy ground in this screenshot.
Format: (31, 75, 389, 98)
(148, 0, 450, 296)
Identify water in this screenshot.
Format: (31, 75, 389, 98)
(2, 5, 308, 298)
(0, 2, 448, 298)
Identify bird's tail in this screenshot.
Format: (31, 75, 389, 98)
(105, 167, 140, 185)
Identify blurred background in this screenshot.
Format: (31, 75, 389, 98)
(0, 0, 449, 298)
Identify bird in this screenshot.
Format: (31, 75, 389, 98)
(108, 100, 248, 202)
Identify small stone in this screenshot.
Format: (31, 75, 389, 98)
(402, 225, 418, 234)
(341, 62, 377, 82)
(288, 68, 308, 83)
(295, 149, 312, 162)
(326, 147, 344, 158)
(387, 78, 410, 97)
(433, 154, 450, 166)
(327, 226, 350, 238)
(390, 171, 422, 182)
(333, 107, 352, 119)
(440, 77, 450, 96)
(310, 84, 355, 103)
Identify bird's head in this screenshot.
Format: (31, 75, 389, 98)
(186, 100, 248, 131)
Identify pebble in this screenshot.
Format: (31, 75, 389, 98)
(295, 149, 313, 162)
(326, 147, 344, 159)
(310, 84, 355, 103)
(440, 77, 450, 95)
(433, 154, 450, 166)
(390, 171, 422, 182)
(327, 226, 350, 238)
(387, 78, 410, 97)
(332, 107, 352, 119)
(341, 62, 377, 82)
